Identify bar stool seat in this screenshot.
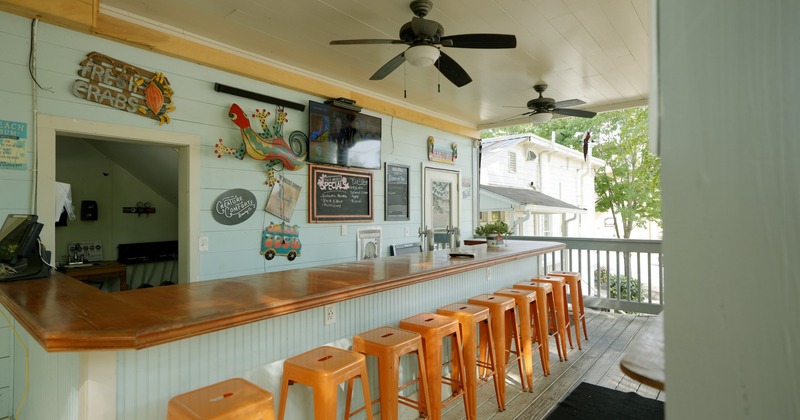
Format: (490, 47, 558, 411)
(494, 287, 546, 391)
(352, 326, 431, 420)
(548, 271, 589, 348)
(437, 303, 503, 418)
(168, 378, 275, 420)
(278, 346, 373, 420)
(399, 312, 471, 420)
(466, 294, 526, 407)
(513, 281, 565, 374)
(534, 275, 574, 352)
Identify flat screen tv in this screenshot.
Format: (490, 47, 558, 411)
(308, 100, 382, 170)
(0, 214, 43, 266)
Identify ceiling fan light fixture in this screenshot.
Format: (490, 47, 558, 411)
(404, 45, 440, 67)
(530, 112, 553, 124)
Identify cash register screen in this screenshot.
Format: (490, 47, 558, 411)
(0, 214, 43, 266)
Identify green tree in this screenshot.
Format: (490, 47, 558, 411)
(482, 106, 661, 239)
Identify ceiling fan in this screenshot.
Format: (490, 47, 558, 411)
(329, 0, 516, 88)
(505, 83, 597, 124)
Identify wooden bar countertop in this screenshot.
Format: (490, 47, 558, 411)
(0, 241, 563, 352)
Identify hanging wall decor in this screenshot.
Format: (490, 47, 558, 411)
(265, 176, 301, 222)
(427, 136, 457, 164)
(261, 222, 302, 261)
(72, 52, 176, 125)
(212, 188, 258, 225)
(216, 104, 309, 184)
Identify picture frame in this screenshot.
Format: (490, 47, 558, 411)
(385, 163, 410, 221)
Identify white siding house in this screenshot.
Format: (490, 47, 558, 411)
(479, 133, 604, 237)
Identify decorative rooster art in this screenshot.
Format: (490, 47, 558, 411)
(216, 103, 308, 185)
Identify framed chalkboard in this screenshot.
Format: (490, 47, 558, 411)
(309, 165, 373, 223)
(385, 163, 410, 221)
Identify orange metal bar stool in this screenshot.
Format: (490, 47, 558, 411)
(399, 312, 471, 420)
(437, 303, 503, 418)
(548, 270, 589, 348)
(494, 288, 546, 390)
(466, 294, 526, 407)
(513, 281, 565, 373)
(278, 346, 373, 420)
(168, 378, 275, 420)
(534, 275, 574, 352)
(352, 326, 431, 420)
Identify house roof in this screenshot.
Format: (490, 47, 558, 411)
(480, 184, 585, 214)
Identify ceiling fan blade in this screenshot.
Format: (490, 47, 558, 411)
(370, 52, 407, 80)
(435, 51, 472, 87)
(553, 98, 586, 108)
(488, 111, 535, 125)
(439, 34, 516, 49)
(330, 39, 407, 45)
(552, 108, 597, 118)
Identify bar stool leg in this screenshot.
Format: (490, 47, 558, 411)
(313, 383, 336, 420)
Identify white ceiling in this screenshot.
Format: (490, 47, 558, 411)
(101, 0, 650, 129)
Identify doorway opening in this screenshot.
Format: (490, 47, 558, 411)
(35, 115, 200, 284)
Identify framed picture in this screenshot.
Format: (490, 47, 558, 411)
(308, 164, 373, 223)
(385, 163, 410, 221)
(265, 177, 301, 222)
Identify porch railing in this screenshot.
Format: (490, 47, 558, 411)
(510, 236, 664, 315)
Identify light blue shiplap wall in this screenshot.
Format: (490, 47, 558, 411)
(0, 10, 491, 420)
(0, 11, 477, 280)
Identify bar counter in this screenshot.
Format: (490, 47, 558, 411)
(0, 241, 563, 352)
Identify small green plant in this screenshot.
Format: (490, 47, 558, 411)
(474, 220, 511, 236)
(594, 267, 645, 302)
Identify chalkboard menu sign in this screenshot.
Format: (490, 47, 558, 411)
(385, 163, 410, 221)
(309, 165, 373, 223)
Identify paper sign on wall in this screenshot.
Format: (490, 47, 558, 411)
(0, 120, 28, 170)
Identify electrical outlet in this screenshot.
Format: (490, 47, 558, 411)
(324, 304, 336, 325)
(486, 266, 493, 282)
(404, 227, 410, 236)
(199, 236, 209, 252)
(341, 225, 347, 236)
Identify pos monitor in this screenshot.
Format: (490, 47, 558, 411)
(0, 214, 49, 281)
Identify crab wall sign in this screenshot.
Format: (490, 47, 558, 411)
(72, 52, 176, 125)
(215, 104, 308, 185)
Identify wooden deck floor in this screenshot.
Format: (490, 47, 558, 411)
(435, 309, 666, 420)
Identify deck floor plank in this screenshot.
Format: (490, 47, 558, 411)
(433, 310, 664, 420)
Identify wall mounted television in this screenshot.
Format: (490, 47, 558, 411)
(308, 100, 382, 170)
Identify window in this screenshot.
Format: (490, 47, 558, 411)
(508, 151, 517, 173)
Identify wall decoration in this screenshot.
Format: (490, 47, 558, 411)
(72, 52, 176, 125)
(122, 201, 156, 217)
(385, 163, 410, 221)
(309, 165, 373, 223)
(213, 188, 258, 225)
(261, 222, 302, 261)
(357, 227, 382, 260)
(265, 177, 301, 222)
(0, 120, 27, 170)
(215, 104, 309, 184)
(462, 176, 472, 199)
(427, 136, 457, 164)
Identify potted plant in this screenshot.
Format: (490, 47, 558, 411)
(474, 220, 512, 247)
